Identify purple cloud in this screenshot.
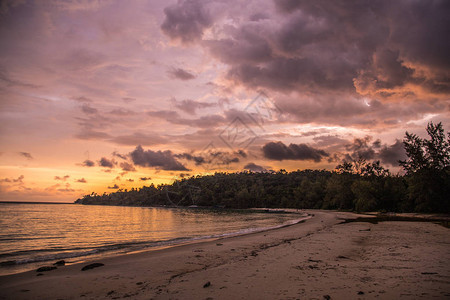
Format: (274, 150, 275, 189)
(130, 145, 189, 171)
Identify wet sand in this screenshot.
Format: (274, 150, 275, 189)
(0, 210, 449, 299)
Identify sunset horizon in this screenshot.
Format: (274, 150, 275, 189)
(1, 0, 449, 203)
(1, 1, 449, 299)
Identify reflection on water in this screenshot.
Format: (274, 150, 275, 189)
(0, 203, 304, 275)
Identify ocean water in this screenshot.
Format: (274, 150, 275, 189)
(0, 203, 307, 275)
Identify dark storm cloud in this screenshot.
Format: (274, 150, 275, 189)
(167, 67, 196, 80)
(175, 153, 205, 165)
(130, 145, 189, 171)
(162, 0, 449, 99)
(372, 139, 382, 149)
(176, 149, 241, 168)
(171, 98, 215, 115)
(244, 162, 267, 172)
(343, 137, 406, 167)
(345, 136, 376, 161)
(99, 157, 115, 168)
(262, 141, 329, 162)
(161, 0, 213, 44)
(81, 159, 95, 167)
(378, 139, 407, 166)
(19, 152, 33, 160)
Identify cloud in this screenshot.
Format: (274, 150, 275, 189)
(0, 68, 39, 88)
(99, 157, 115, 168)
(175, 153, 205, 165)
(342, 137, 407, 167)
(345, 136, 377, 161)
(120, 162, 136, 172)
(110, 132, 168, 147)
(19, 152, 33, 160)
(313, 135, 349, 148)
(378, 139, 407, 166)
(122, 97, 136, 103)
(161, 0, 214, 44)
(167, 67, 196, 80)
(54, 175, 70, 181)
(81, 104, 98, 115)
(75, 129, 111, 141)
(0, 175, 24, 183)
(81, 159, 95, 167)
(171, 98, 215, 115)
(176, 149, 242, 168)
(130, 145, 189, 171)
(45, 182, 76, 193)
(60, 48, 106, 71)
(244, 162, 267, 172)
(140, 177, 151, 181)
(235, 150, 247, 158)
(0, 0, 26, 15)
(147, 110, 226, 128)
(76, 178, 87, 183)
(108, 184, 119, 189)
(231, 1, 448, 96)
(109, 108, 135, 116)
(156, 0, 449, 130)
(262, 141, 329, 162)
(72, 96, 93, 103)
(112, 151, 127, 160)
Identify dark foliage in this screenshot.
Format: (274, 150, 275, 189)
(75, 123, 449, 213)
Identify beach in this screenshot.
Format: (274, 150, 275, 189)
(0, 210, 449, 300)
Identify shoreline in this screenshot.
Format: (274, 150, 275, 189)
(1, 210, 449, 299)
(0, 209, 310, 277)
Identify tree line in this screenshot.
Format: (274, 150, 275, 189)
(75, 122, 450, 213)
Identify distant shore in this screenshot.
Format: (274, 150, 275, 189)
(1, 210, 449, 299)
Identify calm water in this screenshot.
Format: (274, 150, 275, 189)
(0, 203, 306, 275)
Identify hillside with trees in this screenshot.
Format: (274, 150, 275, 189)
(75, 123, 450, 213)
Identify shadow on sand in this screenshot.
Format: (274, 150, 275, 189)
(340, 214, 450, 228)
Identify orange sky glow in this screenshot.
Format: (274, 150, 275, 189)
(0, 0, 449, 202)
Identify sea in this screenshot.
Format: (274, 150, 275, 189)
(0, 203, 308, 276)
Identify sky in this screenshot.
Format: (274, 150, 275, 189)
(0, 0, 449, 202)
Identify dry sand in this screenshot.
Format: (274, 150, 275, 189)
(0, 210, 449, 300)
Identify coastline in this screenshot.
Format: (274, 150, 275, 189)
(0, 207, 310, 276)
(0, 210, 449, 299)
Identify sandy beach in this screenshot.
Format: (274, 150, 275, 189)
(0, 210, 449, 300)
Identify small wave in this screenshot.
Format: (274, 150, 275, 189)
(0, 214, 310, 269)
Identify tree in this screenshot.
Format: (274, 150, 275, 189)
(400, 122, 450, 212)
(400, 122, 450, 173)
